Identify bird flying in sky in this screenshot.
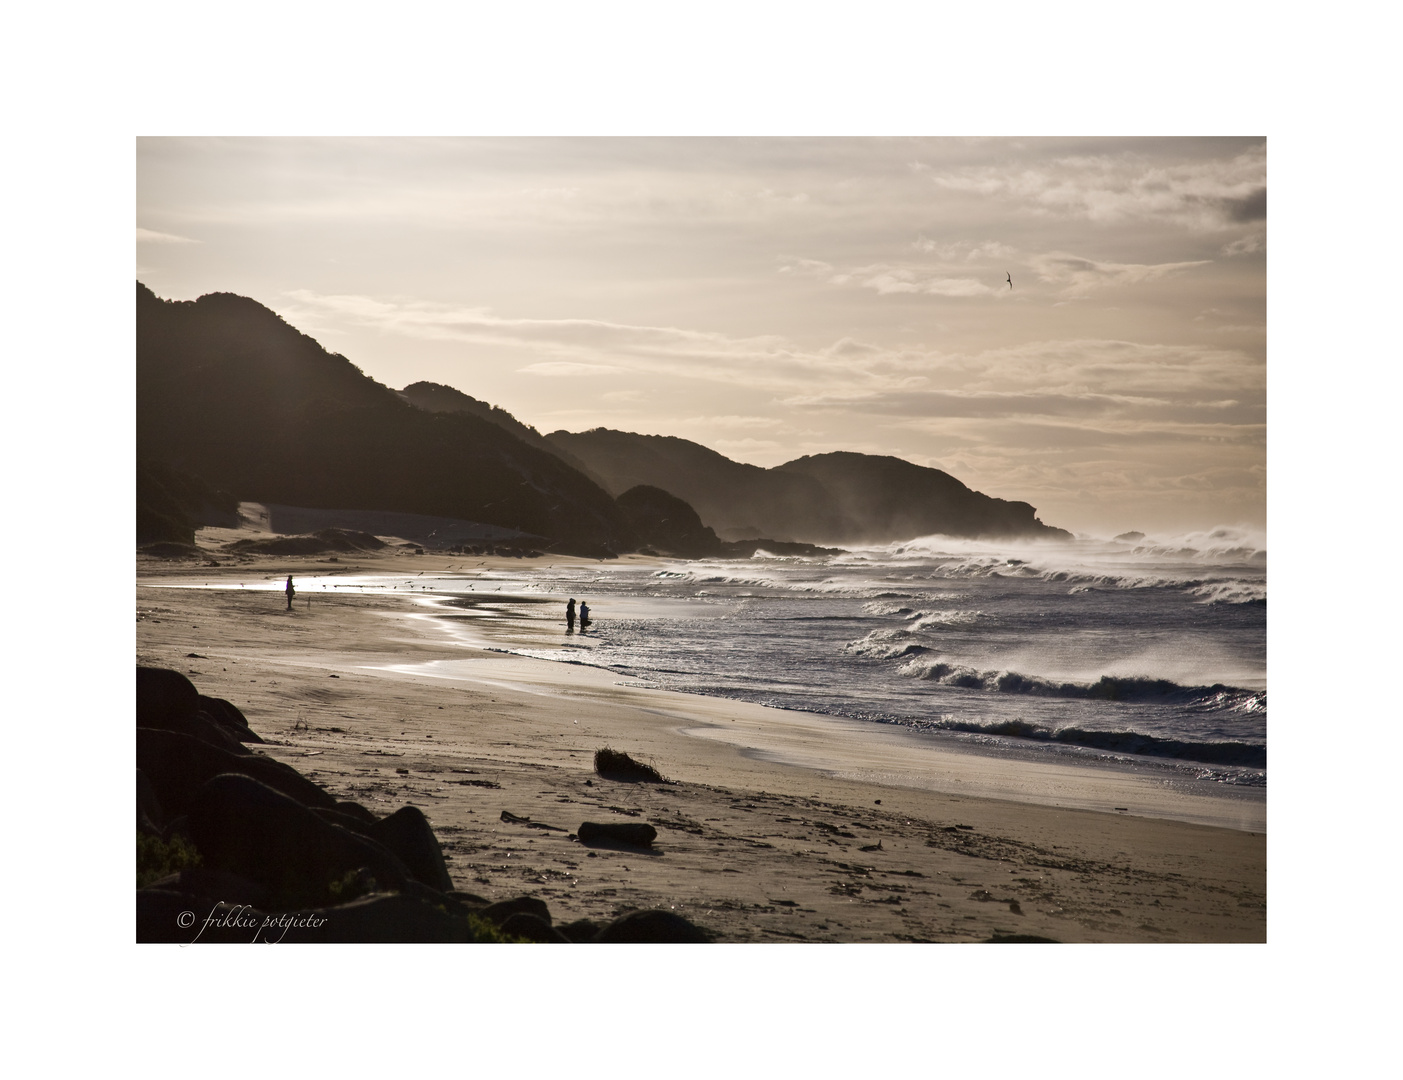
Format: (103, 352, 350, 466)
(1006, 272, 1013, 289)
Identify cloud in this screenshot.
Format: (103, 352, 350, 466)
(786, 387, 1261, 427)
(777, 257, 835, 275)
(676, 414, 784, 429)
(911, 238, 1017, 262)
(518, 361, 622, 376)
(1031, 252, 1210, 297)
(710, 436, 787, 457)
(925, 144, 1267, 231)
(1222, 233, 1265, 256)
(781, 257, 999, 298)
(136, 227, 197, 244)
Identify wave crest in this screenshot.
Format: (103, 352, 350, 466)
(931, 717, 1266, 769)
(896, 659, 1265, 711)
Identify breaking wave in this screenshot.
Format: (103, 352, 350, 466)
(896, 659, 1266, 712)
(930, 717, 1266, 770)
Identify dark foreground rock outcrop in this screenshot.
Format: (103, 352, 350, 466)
(135, 666, 715, 944)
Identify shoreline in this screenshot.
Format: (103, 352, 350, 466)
(141, 546, 1265, 833)
(137, 544, 1266, 942)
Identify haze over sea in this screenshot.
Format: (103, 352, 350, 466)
(300, 526, 1265, 796)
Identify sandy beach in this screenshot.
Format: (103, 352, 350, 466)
(137, 539, 1266, 943)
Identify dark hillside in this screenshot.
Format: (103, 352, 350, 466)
(398, 381, 606, 486)
(137, 284, 634, 556)
(545, 429, 844, 541)
(776, 453, 1072, 542)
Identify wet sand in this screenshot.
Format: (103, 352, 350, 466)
(137, 541, 1266, 943)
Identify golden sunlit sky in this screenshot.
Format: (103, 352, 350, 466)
(138, 136, 1264, 537)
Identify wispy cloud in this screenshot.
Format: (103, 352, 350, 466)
(518, 361, 622, 376)
(780, 256, 1000, 298)
(136, 227, 197, 244)
(675, 414, 784, 429)
(1031, 252, 1211, 297)
(911, 238, 1017, 261)
(786, 388, 1258, 423)
(1222, 233, 1265, 256)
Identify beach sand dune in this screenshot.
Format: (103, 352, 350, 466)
(137, 544, 1266, 943)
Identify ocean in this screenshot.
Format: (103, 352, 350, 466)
(328, 526, 1266, 791)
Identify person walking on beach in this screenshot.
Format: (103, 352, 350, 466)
(566, 597, 576, 632)
(579, 601, 591, 631)
(285, 575, 295, 611)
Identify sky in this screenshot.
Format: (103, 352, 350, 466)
(136, 136, 1266, 537)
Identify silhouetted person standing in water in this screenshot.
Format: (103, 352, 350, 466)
(579, 601, 591, 632)
(566, 597, 576, 632)
(285, 575, 295, 611)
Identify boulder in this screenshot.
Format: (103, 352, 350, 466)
(138, 727, 337, 816)
(499, 912, 571, 943)
(186, 772, 411, 907)
(144, 707, 253, 756)
(137, 769, 165, 836)
(556, 918, 606, 943)
(137, 666, 200, 727)
(145, 866, 272, 909)
(372, 805, 455, 893)
(308, 893, 492, 943)
(334, 801, 381, 829)
(312, 805, 379, 840)
(577, 821, 658, 848)
(593, 909, 712, 943)
(480, 895, 552, 927)
(197, 695, 264, 744)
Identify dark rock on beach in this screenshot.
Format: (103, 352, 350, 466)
(334, 801, 381, 829)
(481, 895, 553, 927)
(137, 769, 165, 837)
(196, 695, 264, 744)
(577, 821, 659, 848)
(137, 666, 201, 728)
(138, 727, 337, 817)
(372, 805, 455, 894)
(146, 866, 273, 909)
(593, 909, 713, 943)
(499, 912, 572, 943)
(138, 668, 264, 752)
(556, 918, 607, 942)
(186, 772, 413, 907)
